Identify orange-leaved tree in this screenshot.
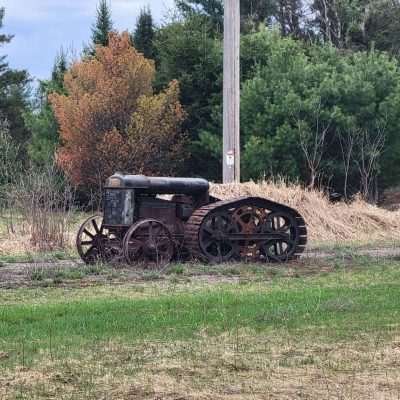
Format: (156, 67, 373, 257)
(49, 32, 186, 188)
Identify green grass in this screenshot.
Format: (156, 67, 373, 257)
(2, 283, 398, 343)
(0, 250, 75, 264)
(1, 259, 400, 399)
(1, 259, 400, 369)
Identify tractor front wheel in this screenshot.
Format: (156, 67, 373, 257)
(76, 215, 122, 264)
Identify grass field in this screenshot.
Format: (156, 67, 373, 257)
(1, 257, 400, 399)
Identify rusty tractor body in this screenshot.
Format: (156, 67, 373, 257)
(77, 173, 307, 270)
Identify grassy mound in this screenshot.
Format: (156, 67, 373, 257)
(211, 181, 400, 246)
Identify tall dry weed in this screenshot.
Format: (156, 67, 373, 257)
(3, 165, 75, 252)
(211, 179, 400, 245)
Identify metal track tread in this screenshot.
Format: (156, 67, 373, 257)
(184, 197, 307, 263)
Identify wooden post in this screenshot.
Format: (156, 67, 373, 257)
(223, 0, 240, 183)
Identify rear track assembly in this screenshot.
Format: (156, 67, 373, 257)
(184, 197, 307, 263)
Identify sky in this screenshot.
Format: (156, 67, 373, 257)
(1, 0, 175, 82)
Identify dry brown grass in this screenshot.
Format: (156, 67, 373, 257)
(0, 227, 76, 257)
(211, 180, 400, 247)
(0, 212, 83, 257)
(2, 332, 400, 399)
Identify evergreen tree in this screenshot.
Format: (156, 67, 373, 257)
(176, 0, 278, 33)
(155, 15, 223, 179)
(0, 7, 30, 146)
(133, 7, 156, 60)
(91, 0, 113, 48)
(0, 8, 12, 49)
(362, 0, 400, 54)
(26, 51, 68, 166)
(51, 51, 67, 87)
(176, 0, 224, 31)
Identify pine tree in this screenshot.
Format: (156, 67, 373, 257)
(176, 0, 224, 30)
(0, 7, 13, 84)
(133, 7, 156, 60)
(91, 0, 113, 48)
(51, 51, 68, 90)
(27, 50, 68, 166)
(0, 7, 30, 146)
(176, 0, 276, 33)
(0, 8, 12, 46)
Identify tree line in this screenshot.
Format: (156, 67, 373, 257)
(2, 0, 400, 202)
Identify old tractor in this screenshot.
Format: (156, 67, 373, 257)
(77, 173, 307, 269)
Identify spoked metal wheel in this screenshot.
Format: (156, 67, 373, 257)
(258, 212, 298, 262)
(198, 211, 239, 263)
(123, 219, 174, 271)
(76, 215, 122, 264)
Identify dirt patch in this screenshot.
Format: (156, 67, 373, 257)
(0, 247, 399, 289)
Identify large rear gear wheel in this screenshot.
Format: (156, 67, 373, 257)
(232, 205, 267, 260)
(123, 219, 174, 272)
(76, 215, 122, 265)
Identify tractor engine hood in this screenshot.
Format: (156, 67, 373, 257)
(106, 173, 210, 195)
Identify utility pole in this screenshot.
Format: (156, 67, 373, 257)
(223, 0, 240, 183)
